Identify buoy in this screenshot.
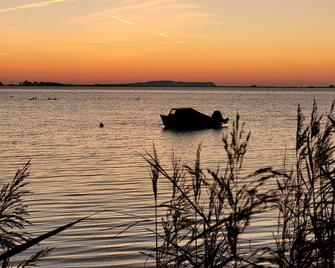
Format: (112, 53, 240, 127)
(99, 123, 104, 128)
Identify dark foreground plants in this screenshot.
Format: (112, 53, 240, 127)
(144, 114, 280, 267)
(0, 162, 51, 267)
(0, 162, 99, 267)
(145, 100, 335, 267)
(0, 162, 147, 268)
(264, 101, 335, 267)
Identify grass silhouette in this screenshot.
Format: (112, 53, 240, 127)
(0, 163, 141, 267)
(146, 101, 335, 267)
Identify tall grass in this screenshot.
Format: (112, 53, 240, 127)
(145, 114, 279, 267)
(264, 100, 335, 267)
(0, 162, 51, 267)
(146, 101, 335, 267)
(0, 162, 99, 267)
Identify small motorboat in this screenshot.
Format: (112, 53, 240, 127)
(161, 108, 229, 130)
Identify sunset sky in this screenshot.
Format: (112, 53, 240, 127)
(0, 0, 334, 85)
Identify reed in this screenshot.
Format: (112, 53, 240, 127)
(145, 114, 278, 267)
(146, 101, 335, 267)
(0, 162, 99, 267)
(0, 161, 52, 267)
(263, 100, 335, 267)
(150, 144, 160, 267)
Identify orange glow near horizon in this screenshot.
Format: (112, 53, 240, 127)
(0, 0, 335, 86)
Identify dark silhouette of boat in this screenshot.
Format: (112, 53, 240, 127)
(161, 108, 228, 130)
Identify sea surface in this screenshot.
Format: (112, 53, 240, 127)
(0, 87, 334, 267)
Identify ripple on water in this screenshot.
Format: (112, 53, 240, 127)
(1, 87, 334, 267)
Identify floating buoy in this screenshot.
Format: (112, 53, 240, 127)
(99, 123, 104, 128)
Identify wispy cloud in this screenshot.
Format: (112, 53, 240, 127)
(71, 0, 222, 47)
(110, 15, 133, 25)
(74, 0, 217, 25)
(104, 0, 181, 13)
(95, 39, 225, 48)
(0, 52, 9, 56)
(0, 0, 75, 14)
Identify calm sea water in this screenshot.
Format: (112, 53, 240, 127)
(0, 87, 334, 267)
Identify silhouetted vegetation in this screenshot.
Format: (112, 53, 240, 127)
(19, 81, 64, 87)
(0, 162, 52, 267)
(0, 163, 148, 267)
(262, 101, 335, 267)
(0, 162, 100, 267)
(0, 81, 3, 86)
(14, 80, 217, 87)
(146, 100, 335, 267)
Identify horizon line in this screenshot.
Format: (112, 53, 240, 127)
(0, 80, 334, 88)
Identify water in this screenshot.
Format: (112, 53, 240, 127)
(0, 87, 334, 267)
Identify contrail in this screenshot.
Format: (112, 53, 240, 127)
(110, 16, 133, 25)
(96, 39, 225, 48)
(0, 0, 73, 13)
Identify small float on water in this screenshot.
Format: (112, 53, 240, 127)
(160, 108, 228, 130)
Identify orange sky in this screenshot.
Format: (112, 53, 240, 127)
(0, 0, 334, 85)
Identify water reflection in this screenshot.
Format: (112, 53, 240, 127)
(0, 87, 334, 267)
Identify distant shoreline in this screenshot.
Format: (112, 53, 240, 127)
(0, 80, 217, 88)
(0, 80, 334, 89)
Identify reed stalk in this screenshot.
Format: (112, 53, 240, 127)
(150, 144, 160, 267)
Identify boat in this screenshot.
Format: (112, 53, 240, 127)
(160, 108, 229, 130)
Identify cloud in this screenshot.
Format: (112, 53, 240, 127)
(0, 0, 75, 14)
(74, 0, 175, 22)
(110, 15, 133, 25)
(74, 0, 216, 25)
(71, 0, 222, 45)
(95, 39, 225, 48)
(105, 0, 181, 13)
(0, 52, 9, 56)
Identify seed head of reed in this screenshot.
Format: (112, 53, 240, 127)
(150, 144, 159, 202)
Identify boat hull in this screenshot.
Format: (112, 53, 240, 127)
(160, 109, 226, 130)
